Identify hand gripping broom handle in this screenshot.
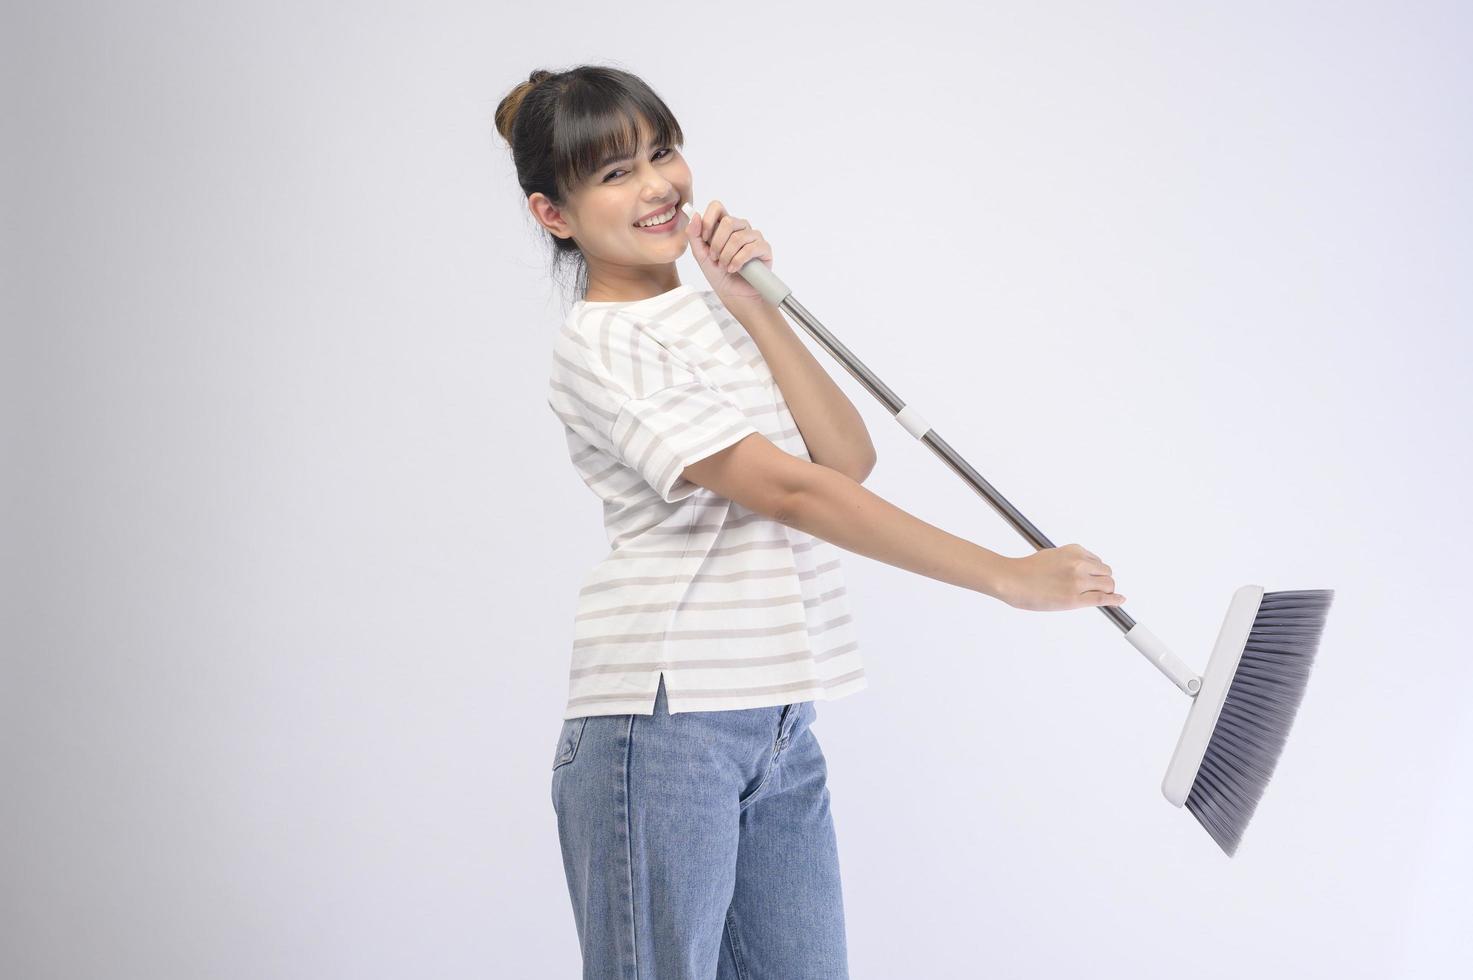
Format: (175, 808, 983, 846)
(718, 241, 1203, 696)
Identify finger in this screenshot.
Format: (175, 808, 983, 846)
(734, 237, 771, 273)
(712, 226, 738, 268)
(717, 227, 755, 269)
(725, 237, 763, 273)
(703, 200, 727, 246)
(687, 214, 711, 260)
(719, 228, 757, 270)
(712, 213, 747, 258)
(1096, 593, 1126, 605)
(711, 214, 736, 257)
(696, 212, 725, 262)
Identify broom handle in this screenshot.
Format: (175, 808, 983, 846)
(735, 256, 1203, 696)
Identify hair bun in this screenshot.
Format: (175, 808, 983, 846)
(495, 69, 554, 145)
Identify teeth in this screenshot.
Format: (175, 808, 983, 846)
(636, 206, 677, 227)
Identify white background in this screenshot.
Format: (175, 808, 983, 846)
(4, 1, 1469, 977)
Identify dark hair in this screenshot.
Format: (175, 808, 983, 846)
(495, 66, 685, 301)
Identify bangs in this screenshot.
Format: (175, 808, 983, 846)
(552, 78, 683, 198)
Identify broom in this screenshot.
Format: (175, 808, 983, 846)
(684, 202, 1335, 857)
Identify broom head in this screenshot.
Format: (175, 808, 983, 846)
(1162, 585, 1335, 856)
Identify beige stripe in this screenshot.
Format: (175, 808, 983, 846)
(600, 479, 673, 524)
(808, 614, 854, 635)
(627, 308, 645, 394)
(631, 507, 777, 536)
(605, 536, 793, 561)
(547, 393, 616, 433)
(802, 585, 848, 607)
(812, 640, 860, 663)
(546, 405, 589, 433)
(550, 348, 606, 392)
(723, 379, 769, 393)
(799, 558, 842, 580)
(587, 456, 627, 486)
(584, 459, 659, 502)
(570, 646, 819, 678)
(635, 516, 749, 536)
(690, 565, 805, 585)
(665, 332, 727, 370)
(676, 592, 808, 613)
(570, 442, 603, 465)
(737, 401, 782, 419)
(572, 619, 810, 649)
(579, 563, 800, 597)
(549, 362, 619, 426)
(570, 642, 861, 679)
(607, 504, 697, 550)
(580, 572, 702, 595)
(575, 592, 804, 622)
(608, 483, 686, 523)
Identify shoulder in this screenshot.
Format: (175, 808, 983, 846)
(564, 306, 690, 371)
(552, 305, 702, 404)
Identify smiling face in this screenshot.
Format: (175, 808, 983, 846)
(528, 114, 692, 300)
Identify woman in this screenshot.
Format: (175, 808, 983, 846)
(496, 65, 1124, 979)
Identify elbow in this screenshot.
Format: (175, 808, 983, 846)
(842, 450, 877, 485)
(773, 462, 825, 527)
(775, 455, 860, 527)
(773, 492, 802, 527)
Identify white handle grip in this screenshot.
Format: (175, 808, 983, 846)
(681, 200, 793, 306)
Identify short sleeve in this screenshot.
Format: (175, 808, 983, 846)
(612, 381, 760, 502)
(549, 308, 759, 503)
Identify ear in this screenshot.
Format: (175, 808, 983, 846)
(529, 193, 573, 240)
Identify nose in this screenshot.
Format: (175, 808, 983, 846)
(639, 170, 674, 195)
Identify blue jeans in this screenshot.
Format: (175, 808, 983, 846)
(550, 674, 850, 979)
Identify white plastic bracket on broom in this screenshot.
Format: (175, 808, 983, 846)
(894, 405, 931, 439)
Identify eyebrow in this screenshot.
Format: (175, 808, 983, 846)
(596, 144, 665, 171)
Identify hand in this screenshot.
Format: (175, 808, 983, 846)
(1000, 543, 1126, 611)
(686, 199, 774, 308)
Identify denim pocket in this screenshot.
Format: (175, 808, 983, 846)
(552, 716, 589, 770)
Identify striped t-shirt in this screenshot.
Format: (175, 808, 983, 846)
(545, 281, 868, 719)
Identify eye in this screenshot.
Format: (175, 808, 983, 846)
(602, 147, 674, 182)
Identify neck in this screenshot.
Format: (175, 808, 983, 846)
(582, 263, 681, 303)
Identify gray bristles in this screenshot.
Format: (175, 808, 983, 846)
(1185, 588, 1335, 857)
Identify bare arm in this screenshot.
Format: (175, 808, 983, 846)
(682, 433, 1015, 603)
(724, 298, 877, 483)
(778, 456, 1015, 601)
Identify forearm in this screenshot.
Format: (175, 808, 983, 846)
(726, 299, 876, 479)
(781, 462, 1015, 603)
